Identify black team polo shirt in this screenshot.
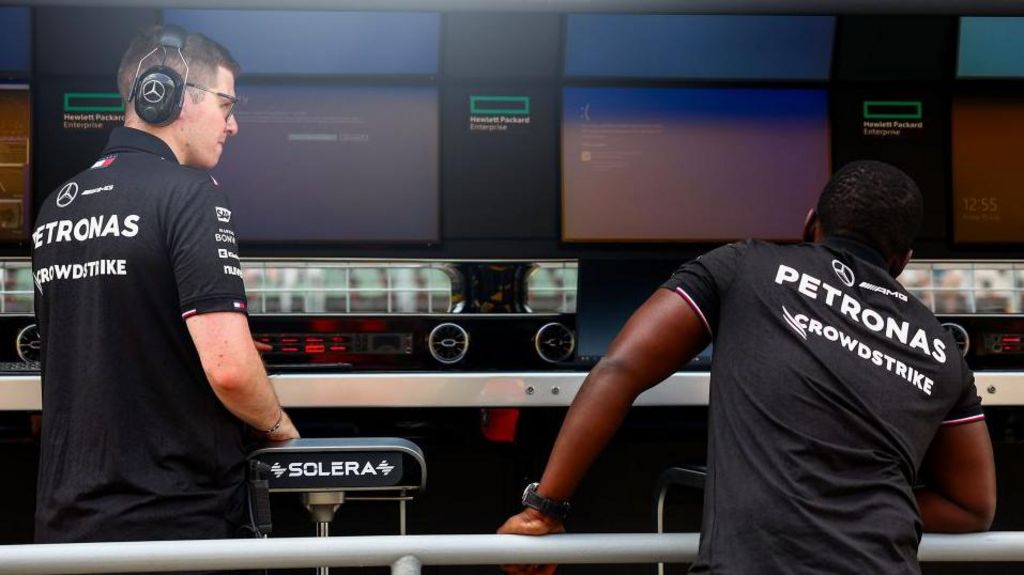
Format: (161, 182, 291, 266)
(32, 127, 252, 543)
(663, 236, 983, 575)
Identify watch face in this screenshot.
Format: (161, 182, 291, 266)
(522, 482, 538, 504)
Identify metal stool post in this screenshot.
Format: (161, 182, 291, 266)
(654, 465, 707, 575)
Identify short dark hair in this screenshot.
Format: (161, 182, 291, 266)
(117, 25, 240, 104)
(816, 160, 923, 259)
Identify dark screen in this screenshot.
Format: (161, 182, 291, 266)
(577, 258, 712, 364)
(164, 10, 440, 75)
(34, 7, 158, 76)
(0, 7, 30, 77)
(444, 13, 560, 78)
(442, 85, 557, 240)
(441, 13, 561, 242)
(834, 16, 955, 82)
(565, 15, 834, 80)
(577, 259, 695, 361)
(213, 83, 439, 244)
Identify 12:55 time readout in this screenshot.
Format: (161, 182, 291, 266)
(960, 196, 1001, 224)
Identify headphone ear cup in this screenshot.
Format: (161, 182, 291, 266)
(133, 66, 184, 126)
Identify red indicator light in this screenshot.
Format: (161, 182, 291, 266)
(329, 345, 348, 352)
(306, 337, 324, 343)
(1001, 336, 1021, 344)
(1003, 345, 1019, 352)
(331, 336, 346, 343)
(280, 337, 299, 344)
(280, 346, 300, 353)
(310, 319, 337, 332)
(305, 344, 326, 354)
(258, 337, 272, 343)
(359, 320, 387, 332)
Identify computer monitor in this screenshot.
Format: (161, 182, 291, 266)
(0, 7, 30, 78)
(561, 87, 830, 243)
(212, 82, 440, 244)
(0, 85, 32, 241)
(575, 258, 711, 366)
(163, 9, 440, 75)
(958, 17, 1024, 79)
(952, 95, 1024, 244)
(565, 14, 834, 80)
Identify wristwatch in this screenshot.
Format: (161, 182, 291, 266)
(521, 482, 570, 521)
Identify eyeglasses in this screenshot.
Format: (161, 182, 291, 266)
(185, 82, 242, 119)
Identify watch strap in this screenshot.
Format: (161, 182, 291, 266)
(522, 482, 570, 521)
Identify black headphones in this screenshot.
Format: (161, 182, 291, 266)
(127, 25, 189, 126)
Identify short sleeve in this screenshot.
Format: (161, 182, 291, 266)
(660, 241, 749, 337)
(165, 177, 248, 318)
(941, 360, 985, 426)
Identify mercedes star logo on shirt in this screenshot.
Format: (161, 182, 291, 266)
(141, 79, 166, 104)
(831, 259, 856, 288)
(56, 182, 79, 208)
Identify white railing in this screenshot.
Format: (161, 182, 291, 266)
(0, 532, 1022, 574)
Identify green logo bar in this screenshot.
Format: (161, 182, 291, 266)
(64, 92, 125, 113)
(470, 96, 530, 116)
(863, 100, 922, 120)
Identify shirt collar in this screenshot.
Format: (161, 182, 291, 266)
(102, 126, 179, 165)
(822, 235, 889, 270)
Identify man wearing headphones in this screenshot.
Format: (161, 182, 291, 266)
(32, 25, 298, 546)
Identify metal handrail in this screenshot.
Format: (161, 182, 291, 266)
(1, 532, 1023, 575)
(0, 533, 688, 574)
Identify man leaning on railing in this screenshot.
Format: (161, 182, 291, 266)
(499, 161, 996, 575)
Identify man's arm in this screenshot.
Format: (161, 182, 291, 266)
(498, 289, 709, 541)
(916, 420, 995, 532)
(186, 311, 299, 441)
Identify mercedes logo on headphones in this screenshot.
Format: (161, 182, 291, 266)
(831, 259, 856, 288)
(141, 78, 166, 104)
(56, 182, 79, 208)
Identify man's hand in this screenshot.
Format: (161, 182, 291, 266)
(492, 289, 707, 574)
(497, 507, 565, 575)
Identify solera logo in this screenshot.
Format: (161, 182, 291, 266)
(269, 459, 396, 479)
